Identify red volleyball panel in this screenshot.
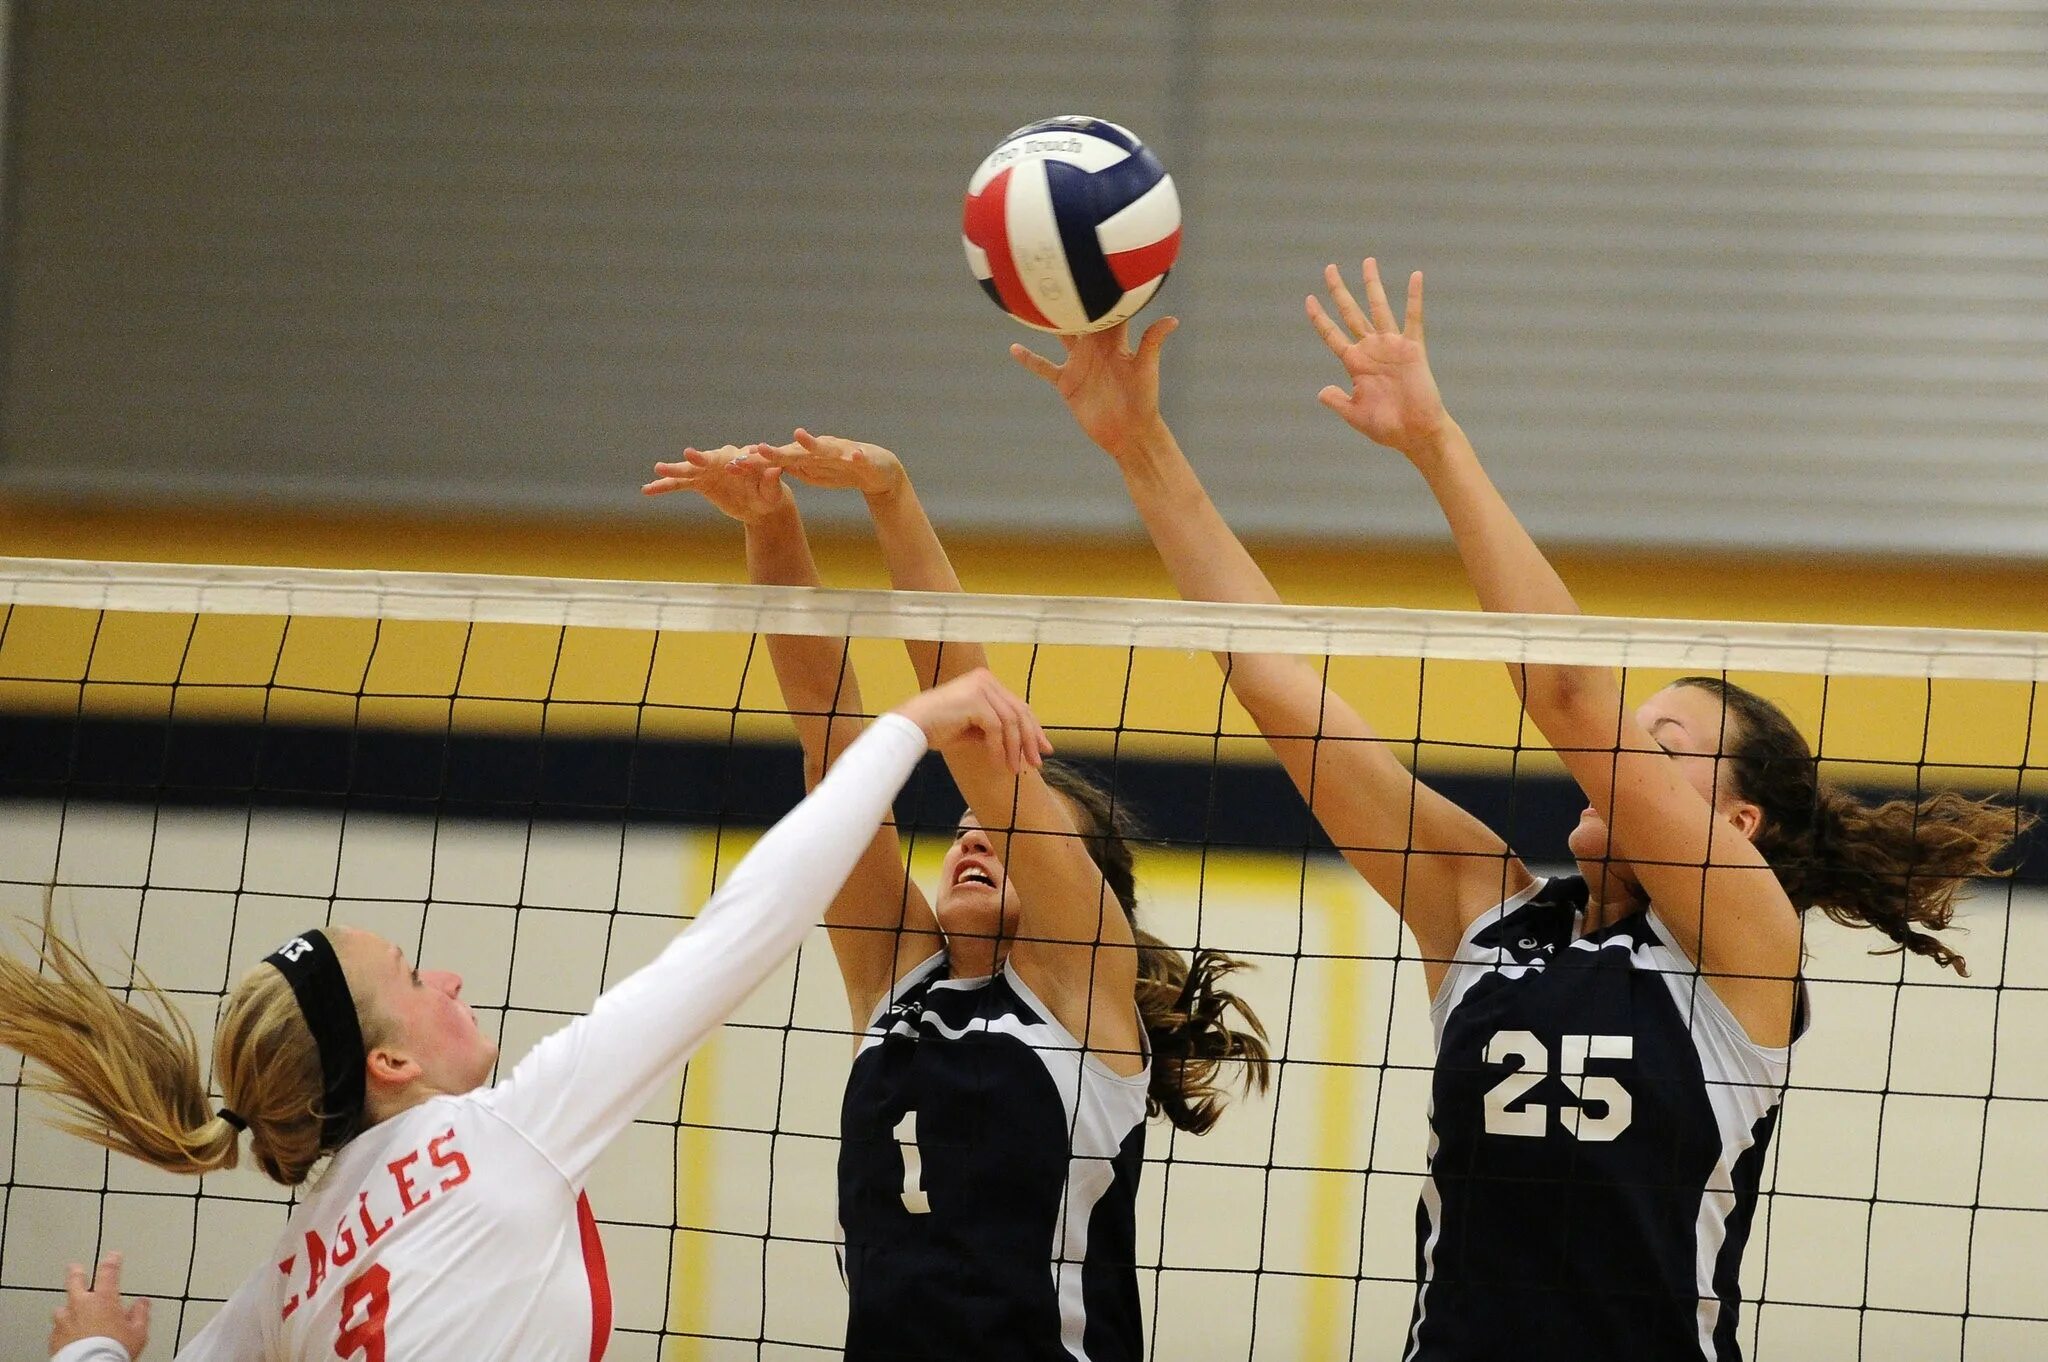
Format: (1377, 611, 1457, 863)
(962, 168, 1055, 330)
(1105, 226, 1182, 292)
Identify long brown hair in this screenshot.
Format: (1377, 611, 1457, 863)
(1676, 677, 2035, 976)
(1038, 762, 1273, 1134)
(0, 901, 384, 1186)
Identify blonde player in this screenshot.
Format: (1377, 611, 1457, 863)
(11, 671, 1051, 1361)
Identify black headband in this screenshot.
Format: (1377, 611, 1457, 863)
(262, 929, 367, 1148)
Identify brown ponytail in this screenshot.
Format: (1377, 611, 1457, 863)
(1676, 678, 2036, 976)
(1039, 763, 1273, 1134)
(0, 901, 383, 1186)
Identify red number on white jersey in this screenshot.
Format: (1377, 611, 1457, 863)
(336, 1263, 391, 1362)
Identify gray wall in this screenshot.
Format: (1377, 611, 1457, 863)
(4, 1, 2046, 555)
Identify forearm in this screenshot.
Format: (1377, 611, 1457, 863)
(1112, 420, 1345, 720)
(1112, 419, 1281, 609)
(745, 501, 866, 777)
(482, 713, 930, 1180)
(1411, 419, 1614, 714)
(863, 478, 988, 687)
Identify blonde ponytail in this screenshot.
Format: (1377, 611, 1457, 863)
(0, 905, 359, 1187)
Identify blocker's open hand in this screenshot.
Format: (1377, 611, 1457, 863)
(643, 445, 792, 524)
(1306, 259, 1449, 460)
(49, 1254, 150, 1359)
(1011, 317, 1178, 460)
(748, 430, 905, 499)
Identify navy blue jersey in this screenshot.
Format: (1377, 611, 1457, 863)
(1408, 876, 1804, 1362)
(840, 952, 1150, 1362)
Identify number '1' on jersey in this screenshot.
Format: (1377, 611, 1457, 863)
(839, 952, 1150, 1362)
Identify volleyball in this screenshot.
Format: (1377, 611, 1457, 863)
(962, 116, 1182, 335)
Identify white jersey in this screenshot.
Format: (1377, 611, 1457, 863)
(56, 713, 929, 1362)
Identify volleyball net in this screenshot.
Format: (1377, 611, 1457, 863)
(0, 557, 2043, 1361)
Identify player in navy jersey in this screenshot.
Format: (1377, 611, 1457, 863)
(648, 439, 1271, 1362)
(1012, 270, 2029, 1360)
(9, 671, 1050, 1362)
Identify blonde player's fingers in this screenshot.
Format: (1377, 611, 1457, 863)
(983, 681, 1024, 773)
(1305, 297, 1351, 359)
(1405, 270, 1425, 341)
(1323, 263, 1373, 338)
(64, 1262, 89, 1305)
(640, 478, 686, 495)
(1009, 693, 1038, 771)
(1009, 344, 1062, 384)
(1362, 257, 1399, 333)
(127, 1295, 151, 1329)
(91, 1253, 123, 1297)
(1316, 384, 1353, 417)
(1021, 701, 1052, 764)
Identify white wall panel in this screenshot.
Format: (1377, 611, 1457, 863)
(3, 2, 2044, 555)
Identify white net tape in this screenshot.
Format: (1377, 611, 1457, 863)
(4, 556, 2046, 682)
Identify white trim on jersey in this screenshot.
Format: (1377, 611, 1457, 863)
(1000, 963, 1150, 1362)
(1628, 911, 1802, 1359)
(1426, 875, 1551, 1044)
(62, 714, 930, 1362)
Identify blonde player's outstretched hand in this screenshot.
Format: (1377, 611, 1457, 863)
(1306, 258, 1450, 462)
(747, 430, 905, 498)
(893, 668, 1051, 775)
(49, 1254, 149, 1359)
(1010, 317, 1179, 460)
(643, 445, 791, 523)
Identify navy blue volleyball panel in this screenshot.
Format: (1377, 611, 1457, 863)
(1045, 148, 1170, 324)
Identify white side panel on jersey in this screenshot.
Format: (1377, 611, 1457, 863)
(1622, 928, 1798, 1362)
(1403, 1127, 1447, 1362)
(1003, 161, 1089, 333)
(904, 965, 1148, 1362)
(1092, 175, 1181, 261)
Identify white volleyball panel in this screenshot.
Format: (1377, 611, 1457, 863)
(1093, 277, 1166, 332)
(1003, 160, 1088, 334)
(1094, 175, 1181, 260)
(967, 125, 1133, 193)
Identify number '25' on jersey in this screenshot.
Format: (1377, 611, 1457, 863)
(1409, 875, 1806, 1362)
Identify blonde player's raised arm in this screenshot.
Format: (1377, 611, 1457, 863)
(477, 674, 1043, 1183)
(22, 672, 1046, 1362)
